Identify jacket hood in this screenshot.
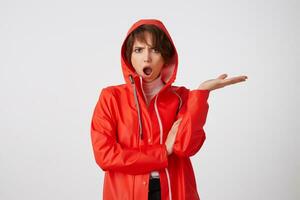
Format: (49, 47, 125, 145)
(121, 19, 178, 88)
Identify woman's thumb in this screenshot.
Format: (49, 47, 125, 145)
(217, 74, 228, 79)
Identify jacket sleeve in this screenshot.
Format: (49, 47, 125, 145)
(173, 87, 210, 157)
(90, 88, 168, 175)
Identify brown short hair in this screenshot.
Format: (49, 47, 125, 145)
(125, 24, 175, 65)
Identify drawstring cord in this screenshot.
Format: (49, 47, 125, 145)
(129, 75, 143, 140)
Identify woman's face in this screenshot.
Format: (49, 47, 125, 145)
(131, 31, 165, 83)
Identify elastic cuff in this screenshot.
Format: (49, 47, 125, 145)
(190, 89, 210, 101)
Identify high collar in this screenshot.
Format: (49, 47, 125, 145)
(141, 73, 164, 93)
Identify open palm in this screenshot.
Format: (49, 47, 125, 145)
(198, 74, 248, 91)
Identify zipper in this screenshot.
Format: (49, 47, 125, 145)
(129, 74, 173, 199)
(129, 75, 143, 140)
(139, 76, 149, 106)
(154, 95, 163, 144)
(154, 94, 173, 200)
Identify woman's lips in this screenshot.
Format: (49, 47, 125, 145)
(143, 66, 153, 76)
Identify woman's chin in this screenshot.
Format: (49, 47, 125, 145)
(143, 74, 162, 83)
(142, 77, 154, 82)
(141, 72, 153, 80)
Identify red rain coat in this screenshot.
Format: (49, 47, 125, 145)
(90, 19, 210, 200)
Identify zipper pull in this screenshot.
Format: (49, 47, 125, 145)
(129, 74, 134, 84)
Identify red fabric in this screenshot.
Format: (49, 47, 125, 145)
(90, 19, 210, 200)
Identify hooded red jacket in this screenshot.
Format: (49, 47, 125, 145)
(90, 19, 210, 200)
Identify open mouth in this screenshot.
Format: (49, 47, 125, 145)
(143, 66, 153, 76)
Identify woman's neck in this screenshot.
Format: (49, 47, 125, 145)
(141, 73, 165, 104)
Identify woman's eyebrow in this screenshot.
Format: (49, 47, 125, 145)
(133, 46, 144, 48)
(133, 46, 155, 49)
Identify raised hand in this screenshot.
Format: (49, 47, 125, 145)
(197, 74, 248, 91)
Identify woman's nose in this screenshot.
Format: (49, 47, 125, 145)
(143, 50, 152, 62)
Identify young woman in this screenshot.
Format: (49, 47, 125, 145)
(90, 19, 248, 200)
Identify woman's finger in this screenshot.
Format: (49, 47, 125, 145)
(176, 118, 182, 123)
(171, 119, 182, 134)
(222, 76, 247, 86)
(173, 118, 182, 125)
(217, 74, 228, 80)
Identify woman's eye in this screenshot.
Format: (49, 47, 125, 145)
(134, 48, 142, 53)
(133, 48, 159, 53)
(153, 48, 160, 53)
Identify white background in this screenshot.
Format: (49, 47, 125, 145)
(1, 0, 299, 199)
